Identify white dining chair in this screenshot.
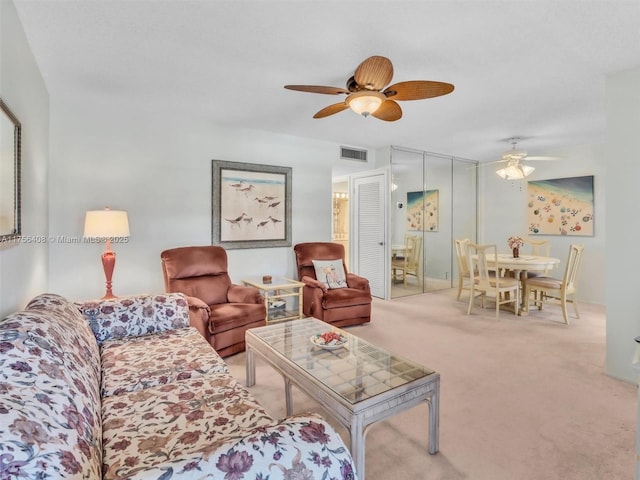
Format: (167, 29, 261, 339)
(454, 238, 472, 300)
(392, 234, 422, 286)
(467, 243, 520, 317)
(526, 237, 551, 256)
(524, 244, 584, 324)
(525, 237, 551, 277)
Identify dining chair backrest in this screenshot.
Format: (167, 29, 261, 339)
(526, 238, 550, 257)
(563, 244, 584, 294)
(454, 238, 472, 301)
(394, 233, 414, 260)
(405, 234, 422, 271)
(472, 243, 497, 290)
(454, 238, 471, 276)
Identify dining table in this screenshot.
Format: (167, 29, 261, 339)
(392, 244, 411, 258)
(481, 253, 561, 314)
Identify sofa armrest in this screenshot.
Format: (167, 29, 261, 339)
(76, 293, 191, 345)
(227, 284, 263, 304)
(301, 275, 328, 293)
(226, 415, 357, 479)
(184, 295, 211, 342)
(117, 413, 357, 479)
(346, 272, 370, 292)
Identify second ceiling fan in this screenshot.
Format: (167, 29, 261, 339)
(284, 55, 454, 122)
(491, 137, 563, 179)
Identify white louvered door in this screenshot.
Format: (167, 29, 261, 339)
(350, 170, 388, 299)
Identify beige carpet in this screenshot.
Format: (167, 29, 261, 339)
(226, 288, 636, 480)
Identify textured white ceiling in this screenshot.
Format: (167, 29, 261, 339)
(12, 0, 640, 162)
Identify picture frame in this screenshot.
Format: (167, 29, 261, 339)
(406, 189, 439, 232)
(0, 98, 21, 242)
(527, 175, 594, 236)
(212, 160, 292, 249)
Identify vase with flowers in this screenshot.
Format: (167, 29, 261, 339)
(507, 236, 524, 258)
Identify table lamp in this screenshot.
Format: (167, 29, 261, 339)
(84, 207, 130, 299)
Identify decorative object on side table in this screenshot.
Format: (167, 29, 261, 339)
(507, 235, 524, 258)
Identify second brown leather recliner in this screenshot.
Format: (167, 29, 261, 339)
(161, 245, 266, 357)
(294, 242, 372, 327)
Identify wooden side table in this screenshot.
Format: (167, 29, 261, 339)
(242, 276, 304, 324)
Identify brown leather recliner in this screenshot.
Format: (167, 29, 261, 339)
(161, 245, 266, 357)
(294, 242, 372, 327)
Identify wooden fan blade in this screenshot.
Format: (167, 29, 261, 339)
(354, 56, 394, 91)
(285, 85, 349, 95)
(313, 102, 349, 119)
(384, 81, 455, 101)
(371, 100, 402, 122)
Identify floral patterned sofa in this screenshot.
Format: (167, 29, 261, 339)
(0, 292, 357, 479)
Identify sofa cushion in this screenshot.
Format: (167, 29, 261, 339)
(100, 327, 228, 397)
(0, 293, 102, 479)
(101, 373, 275, 479)
(77, 293, 191, 345)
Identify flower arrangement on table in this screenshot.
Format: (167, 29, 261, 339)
(507, 236, 524, 257)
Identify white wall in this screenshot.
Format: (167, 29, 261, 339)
(605, 66, 640, 383)
(0, 0, 49, 316)
(480, 143, 605, 305)
(47, 94, 373, 301)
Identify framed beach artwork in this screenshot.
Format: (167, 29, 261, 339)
(212, 160, 292, 249)
(527, 175, 594, 236)
(406, 189, 439, 232)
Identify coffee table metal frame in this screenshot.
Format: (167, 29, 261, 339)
(245, 318, 439, 479)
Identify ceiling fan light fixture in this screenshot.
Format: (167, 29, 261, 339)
(496, 162, 535, 180)
(346, 91, 385, 117)
(504, 149, 527, 161)
(521, 164, 535, 176)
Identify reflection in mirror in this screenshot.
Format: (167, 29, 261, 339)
(390, 147, 478, 299)
(0, 98, 21, 242)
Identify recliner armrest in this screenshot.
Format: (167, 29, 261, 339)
(301, 275, 328, 293)
(346, 272, 370, 292)
(227, 284, 263, 304)
(184, 295, 211, 342)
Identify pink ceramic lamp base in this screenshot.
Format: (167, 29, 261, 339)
(101, 241, 117, 299)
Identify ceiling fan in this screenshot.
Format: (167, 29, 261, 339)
(491, 137, 562, 179)
(284, 55, 454, 122)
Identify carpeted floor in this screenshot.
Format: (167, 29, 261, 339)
(226, 288, 636, 479)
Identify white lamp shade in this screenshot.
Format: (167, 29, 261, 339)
(496, 162, 535, 180)
(84, 209, 130, 238)
(346, 91, 385, 116)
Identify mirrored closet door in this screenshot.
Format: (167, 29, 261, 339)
(390, 146, 478, 298)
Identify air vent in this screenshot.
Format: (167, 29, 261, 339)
(340, 146, 368, 162)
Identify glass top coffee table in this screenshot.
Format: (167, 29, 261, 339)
(245, 317, 439, 480)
